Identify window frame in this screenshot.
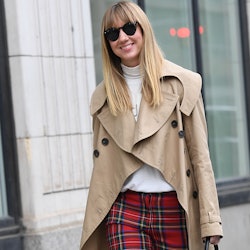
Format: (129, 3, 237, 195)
(136, 0, 250, 208)
(0, 0, 22, 248)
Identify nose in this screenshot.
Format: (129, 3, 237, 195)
(118, 29, 129, 41)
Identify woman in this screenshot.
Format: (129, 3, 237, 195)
(80, 1, 223, 249)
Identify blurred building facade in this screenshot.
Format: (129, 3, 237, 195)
(0, 0, 250, 249)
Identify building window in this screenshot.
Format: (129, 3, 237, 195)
(199, 0, 250, 179)
(143, 0, 250, 182)
(145, 0, 196, 71)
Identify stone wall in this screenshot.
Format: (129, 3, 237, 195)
(4, 0, 95, 249)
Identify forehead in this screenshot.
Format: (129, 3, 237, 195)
(111, 18, 128, 28)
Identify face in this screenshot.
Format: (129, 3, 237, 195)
(107, 19, 143, 67)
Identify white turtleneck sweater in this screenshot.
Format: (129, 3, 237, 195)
(121, 64, 174, 193)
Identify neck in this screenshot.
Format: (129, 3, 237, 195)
(121, 64, 141, 79)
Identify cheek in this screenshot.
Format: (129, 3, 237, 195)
(136, 36, 144, 52)
(108, 42, 119, 55)
(136, 27, 143, 40)
(135, 31, 144, 49)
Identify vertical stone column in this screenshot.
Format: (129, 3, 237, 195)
(4, 0, 95, 249)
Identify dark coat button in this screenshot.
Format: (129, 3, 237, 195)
(186, 169, 191, 177)
(171, 120, 178, 128)
(193, 191, 198, 199)
(102, 138, 109, 146)
(178, 130, 185, 138)
(93, 149, 99, 158)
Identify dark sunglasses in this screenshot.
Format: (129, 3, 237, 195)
(104, 22, 138, 41)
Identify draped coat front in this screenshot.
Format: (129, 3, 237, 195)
(80, 60, 223, 250)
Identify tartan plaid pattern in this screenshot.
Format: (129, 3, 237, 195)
(106, 190, 188, 250)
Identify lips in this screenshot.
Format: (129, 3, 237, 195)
(120, 43, 133, 50)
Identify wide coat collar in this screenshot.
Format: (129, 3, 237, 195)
(90, 60, 201, 152)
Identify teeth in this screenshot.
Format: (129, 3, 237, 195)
(122, 44, 132, 49)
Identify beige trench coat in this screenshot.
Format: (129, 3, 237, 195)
(80, 60, 223, 250)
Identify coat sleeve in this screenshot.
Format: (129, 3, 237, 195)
(183, 94, 223, 239)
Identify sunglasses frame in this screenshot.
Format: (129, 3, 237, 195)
(104, 22, 138, 41)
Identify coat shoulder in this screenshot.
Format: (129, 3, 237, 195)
(90, 81, 107, 115)
(161, 60, 202, 116)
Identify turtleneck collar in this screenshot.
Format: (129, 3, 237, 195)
(121, 64, 141, 79)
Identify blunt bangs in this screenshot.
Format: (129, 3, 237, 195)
(103, 2, 138, 30)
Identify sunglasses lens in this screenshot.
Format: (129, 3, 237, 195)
(123, 22, 137, 36)
(105, 22, 137, 41)
(105, 28, 119, 41)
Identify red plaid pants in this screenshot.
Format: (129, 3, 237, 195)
(106, 190, 188, 250)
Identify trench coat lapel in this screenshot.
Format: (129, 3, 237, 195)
(93, 59, 201, 154)
(97, 106, 135, 152)
(97, 90, 179, 152)
(134, 91, 178, 144)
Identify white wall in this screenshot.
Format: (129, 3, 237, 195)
(4, 0, 95, 249)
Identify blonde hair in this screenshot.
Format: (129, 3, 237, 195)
(101, 1, 165, 116)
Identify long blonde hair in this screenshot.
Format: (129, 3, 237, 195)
(101, 1, 165, 116)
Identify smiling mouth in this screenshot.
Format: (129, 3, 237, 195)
(121, 43, 133, 50)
